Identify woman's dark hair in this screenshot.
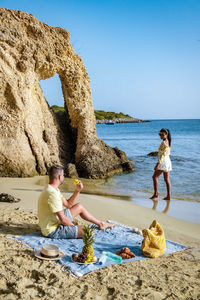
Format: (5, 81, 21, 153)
(160, 128, 171, 147)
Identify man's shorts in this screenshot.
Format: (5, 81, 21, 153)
(48, 209, 78, 239)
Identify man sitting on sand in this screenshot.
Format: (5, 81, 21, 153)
(38, 165, 114, 239)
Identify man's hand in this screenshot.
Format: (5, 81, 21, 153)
(62, 180, 83, 209)
(75, 181, 83, 193)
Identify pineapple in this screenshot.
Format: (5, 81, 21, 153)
(82, 225, 96, 260)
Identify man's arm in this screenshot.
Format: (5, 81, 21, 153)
(56, 210, 74, 226)
(62, 181, 83, 208)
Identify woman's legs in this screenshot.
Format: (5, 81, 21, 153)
(163, 172, 171, 200)
(150, 170, 163, 199)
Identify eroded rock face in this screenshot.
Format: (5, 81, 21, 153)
(0, 7, 133, 178)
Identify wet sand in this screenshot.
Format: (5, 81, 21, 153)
(0, 177, 200, 299)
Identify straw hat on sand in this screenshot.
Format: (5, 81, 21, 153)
(34, 244, 65, 261)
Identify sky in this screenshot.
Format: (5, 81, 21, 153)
(1, 0, 200, 119)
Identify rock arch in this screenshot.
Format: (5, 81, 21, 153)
(0, 7, 133, 178)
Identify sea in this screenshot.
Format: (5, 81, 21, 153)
(96, 119, 200, 223)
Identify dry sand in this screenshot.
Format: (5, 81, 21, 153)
(0, 177, 200, 300)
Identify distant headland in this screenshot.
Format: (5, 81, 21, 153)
(51, 106, 149, 124)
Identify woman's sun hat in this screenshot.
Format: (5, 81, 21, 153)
(34, 244, 65, 261)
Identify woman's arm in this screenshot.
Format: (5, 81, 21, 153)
(158, 141, 168, 164)
(154, 162, 160, 171)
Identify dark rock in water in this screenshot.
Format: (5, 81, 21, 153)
(121, 161, 134, 172)
(113, 147, 134, 172)
(0, 193, 21, 203)
(113, 147, 129, 162)
(76, 140, 134, 179)
(148, 152, 158, 157)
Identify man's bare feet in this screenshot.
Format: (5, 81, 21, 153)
(99, 221, 115, 230)
(163, 196, 171, 200)
(150, 194, 159, 199)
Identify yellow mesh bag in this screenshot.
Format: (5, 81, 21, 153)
(141, 220, 166, 258)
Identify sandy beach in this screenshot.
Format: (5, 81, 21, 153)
(1, 2, 199, 300)
(0, 177, 200, 299)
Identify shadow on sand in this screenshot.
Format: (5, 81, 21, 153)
(12, 188, 43, 192)
(0, 222, 40, 235)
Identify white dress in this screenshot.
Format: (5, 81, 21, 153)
(157, 140, 172, 172)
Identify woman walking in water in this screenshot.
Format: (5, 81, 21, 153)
(150, 128, 172, 200)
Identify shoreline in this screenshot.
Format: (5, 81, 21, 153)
(0, 176, 200, 245)
(1, 176, 200, 225)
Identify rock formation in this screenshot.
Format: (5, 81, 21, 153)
(147, 152, 158, 157)
(0, 193, 20, 203)
(0, 7, 133, 178)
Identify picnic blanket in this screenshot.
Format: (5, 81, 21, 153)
(15, 221, 187, 277)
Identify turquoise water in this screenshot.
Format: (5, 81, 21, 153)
(96, 119, 200, 202)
